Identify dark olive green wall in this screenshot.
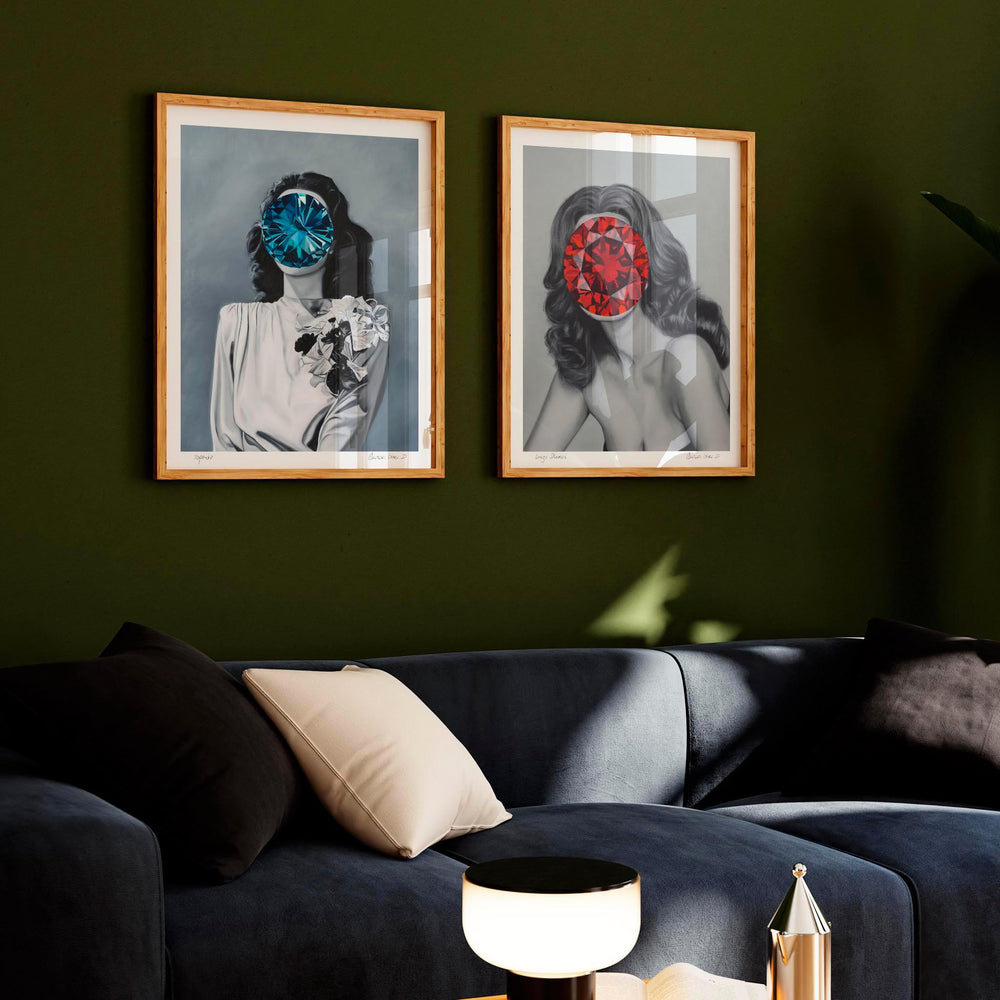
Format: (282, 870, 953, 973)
(3, 0, 999, 666)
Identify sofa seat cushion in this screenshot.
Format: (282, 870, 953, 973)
(438, 803, 912, 1000)
(163, 830, 504, 1000)
(711, 799, 1000, 999)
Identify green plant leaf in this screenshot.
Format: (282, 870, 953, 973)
(921, 191, 1000, 263)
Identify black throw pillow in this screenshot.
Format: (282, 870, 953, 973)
(785, 618, 1000, 807)
(0, 623, 305, 881)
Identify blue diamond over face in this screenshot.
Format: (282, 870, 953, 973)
(261, 192, 335, 269)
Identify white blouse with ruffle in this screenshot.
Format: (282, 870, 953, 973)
(210, 295, 389, 452)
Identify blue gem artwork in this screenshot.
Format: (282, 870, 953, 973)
(261, 192, 335, 268)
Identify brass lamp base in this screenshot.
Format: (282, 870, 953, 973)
(506, 972, 596, 1000)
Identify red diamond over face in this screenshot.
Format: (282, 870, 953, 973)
(563, 215, 650, 317)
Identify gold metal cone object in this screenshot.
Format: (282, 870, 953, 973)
(767, 864, 831, 1000)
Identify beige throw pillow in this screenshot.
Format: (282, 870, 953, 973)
(243, 665, 511, 858)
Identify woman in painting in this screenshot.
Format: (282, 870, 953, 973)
(211, 171, 389, 452)
(525, 183, 730, 453)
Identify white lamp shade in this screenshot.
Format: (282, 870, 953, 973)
(462, 875, 641, 978)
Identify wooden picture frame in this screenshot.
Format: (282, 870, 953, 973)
(499, 115, 754, 477)
(156, 93, 444, 479)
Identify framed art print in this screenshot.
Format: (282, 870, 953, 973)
(500, 116, 754, 477)
(156, 94, 444, 479)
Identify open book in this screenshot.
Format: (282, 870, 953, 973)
(597, 966, 766, 1000)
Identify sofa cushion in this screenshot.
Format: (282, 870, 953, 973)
(710, 799, 1000, 999)
(786, 618, 1000, 808)
(224, 649, 688, 811)
(0, 749, 165, 1000)
(164, 826, 504, 1000)
(244, 665, 510, 858)
(658, 639, 863, 806)
(364, 648, 688, 809)
(438, 802, 913, 1000)
(0, 623, 303, 881)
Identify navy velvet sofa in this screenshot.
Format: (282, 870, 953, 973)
(1, 639, 997, 1000)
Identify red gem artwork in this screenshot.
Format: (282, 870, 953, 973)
(563, 215, 650, 317)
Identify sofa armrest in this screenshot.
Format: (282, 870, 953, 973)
(0, 749, 165, 1000)
(659, 638, 864, 807)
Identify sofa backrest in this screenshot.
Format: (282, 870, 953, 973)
(224, 639, 864, 812)
(660, 638, 863, 806)
(222, 648, 687, 810)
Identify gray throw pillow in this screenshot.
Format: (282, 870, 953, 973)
(786, 618, 1000, 808)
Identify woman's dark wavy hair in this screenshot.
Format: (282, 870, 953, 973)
(544, 183, 729, 389)
(246, 171, 374, 302)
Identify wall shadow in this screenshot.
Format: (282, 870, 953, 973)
(892, 270, 1000, 630)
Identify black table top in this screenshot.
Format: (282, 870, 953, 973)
(464, 857, 639, 894)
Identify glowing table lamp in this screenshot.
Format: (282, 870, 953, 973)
(462, 857, 641, 1000)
